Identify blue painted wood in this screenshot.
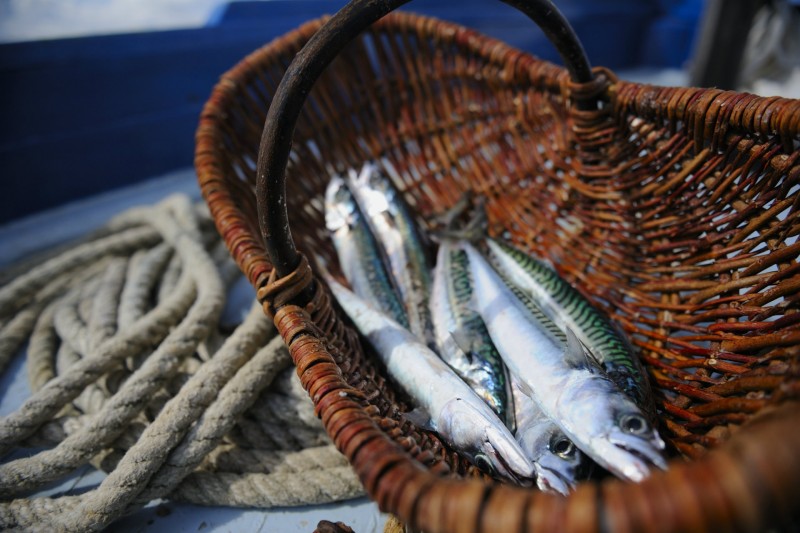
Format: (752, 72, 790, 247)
(2, 110, 198, 221)
(0, 0, 696, 224)
(218, 0, 659, 68)
(0, 2, 345, 223)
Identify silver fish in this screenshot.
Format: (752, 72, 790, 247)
(430, 239, 511, 424)
(431, 239, 588, 495)
(485, 238, 657, 419)
(499, 278, 592, 493)
(325, 175, 408, 327)
(494, 261, 592, 492)
(347, 163, 435, 348)
(323, 272, 535, 484)
(461, 241, 666, 482)
(510, 374, 590, 495)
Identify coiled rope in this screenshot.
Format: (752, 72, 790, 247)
(0, 194, 363, 532)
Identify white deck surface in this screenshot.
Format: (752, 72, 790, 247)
(0, 168, 387, 532)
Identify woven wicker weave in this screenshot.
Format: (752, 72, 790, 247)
(196, 4, 800, 532)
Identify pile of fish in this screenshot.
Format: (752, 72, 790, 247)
(320, 162, 666, 494)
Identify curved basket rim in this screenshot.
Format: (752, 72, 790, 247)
(195, 12, 800, 533)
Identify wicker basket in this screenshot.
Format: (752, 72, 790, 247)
(196, 1, 800, 531)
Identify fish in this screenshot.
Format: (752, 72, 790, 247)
(347, 162, 435, 348)
(484, 237, 657, 419)
(510, 374, 591, 495)
(431, 239, 589, 495)
(324, 175, 408, 327)
(430, 239, 511, 426)
(461, 240, 666, 482)
(322, 272, 536, 484)
(502, 280, 593, 494)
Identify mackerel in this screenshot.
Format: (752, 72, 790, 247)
(510, 374, 590, 494)
(348, 163, 435, 347)
(324, 176, 408, 327)
(485, 238, 656, 418)
(432, 240, 590, 494)
(503, 279, 593, 493)
(462, 241, 666, 482)
(430, 240, 511, 424)
(323, 273, 535, 484)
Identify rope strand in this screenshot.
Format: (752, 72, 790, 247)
(0, 193, 362, 531)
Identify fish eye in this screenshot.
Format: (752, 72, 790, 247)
(550, 435, 575, 459)
(620, 414, 649, 435)
(474, 454, 495, 474)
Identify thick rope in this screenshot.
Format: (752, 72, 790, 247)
(117, 244, 173, 330)
(0, 201, 225, 495)
(0, 270, 196, 454)
(0, 226, 162, 321)
(129, 334, 288, 504)
(0, 260, 110, 377)
(59, 299, 268, 529)
(172, 466, 362, 507)
(0, 193, 363, 532)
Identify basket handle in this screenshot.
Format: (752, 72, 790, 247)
(257, 0, 593, 291)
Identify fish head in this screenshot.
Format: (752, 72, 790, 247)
(556, 332, 667, 484)
(324, 175, 357, 231)
(440, 398, 535, 484)
(517, 422, 588, 495)
(584, 393, 667, 482)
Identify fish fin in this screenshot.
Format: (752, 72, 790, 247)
(404, 407, 434, 431)
(433, 200, 489, 243)
(515, 377, 534, 397)
(450, 329, 477, 360)
(570, 327, 606, 370)
(562, 328, 599, 371)
(432, 191, 474, 231)
(434, 227, 477, 242)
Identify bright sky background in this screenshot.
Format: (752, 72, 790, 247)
(0, 0, 246, 43)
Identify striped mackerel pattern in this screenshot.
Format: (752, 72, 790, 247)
(352, 219, 409, 327)
(487, 238, 655, 417)
(446, 247, 511, 426)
